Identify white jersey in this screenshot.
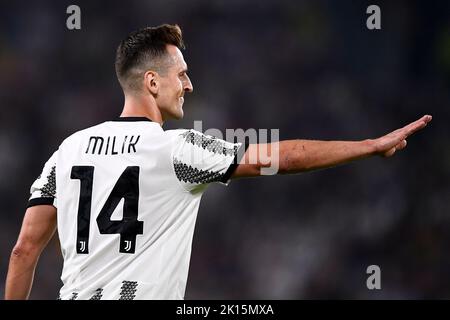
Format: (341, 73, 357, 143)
(28, 117, 246, 300)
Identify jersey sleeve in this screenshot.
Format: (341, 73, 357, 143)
(172, 129, 248, 192)
(27, 150, 58, 208)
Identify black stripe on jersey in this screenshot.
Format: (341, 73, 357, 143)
(173, 158, 226, 184)
(89, 288, 104, 300)
(180, 130, 238, 157)
(40, 165, 56, 198)
(27, 197, 55, 208)
(220, 139, 250, 183)
(119, 281, 138, 300)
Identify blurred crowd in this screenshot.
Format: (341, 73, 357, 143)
(0, 0, 449, 299)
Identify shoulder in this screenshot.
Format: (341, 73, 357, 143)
(164, 128, 222, 143)
(163, 128, 190, 138)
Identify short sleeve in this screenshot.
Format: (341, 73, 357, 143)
(172, 129, 248, 192)
(28, 150, 58, 208)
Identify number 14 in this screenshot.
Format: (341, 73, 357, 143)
(71, 166, 143, 254)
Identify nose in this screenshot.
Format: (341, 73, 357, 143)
(184, 75, 193, 93)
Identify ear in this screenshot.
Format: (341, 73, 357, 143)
(144, 70, 159, 95)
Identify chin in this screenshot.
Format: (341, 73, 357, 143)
(175, 104, 184, 119)
(171, 109, 184, 120)
(163, 105, 184, 121)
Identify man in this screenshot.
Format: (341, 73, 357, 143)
(5, 24, 431, 300)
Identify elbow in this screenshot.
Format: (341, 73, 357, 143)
(11, 242, 40, 261)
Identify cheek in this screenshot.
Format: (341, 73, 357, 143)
(177, 79, 184, 93)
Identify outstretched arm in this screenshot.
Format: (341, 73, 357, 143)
(232, 115, 432, 178)
(5, 205, 57, 300)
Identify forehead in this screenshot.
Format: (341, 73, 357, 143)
(165, 44, 187, 70)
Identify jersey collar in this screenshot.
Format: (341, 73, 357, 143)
(112, 117, 153, 122)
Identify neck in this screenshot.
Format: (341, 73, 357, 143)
(120, 92, 164, 125)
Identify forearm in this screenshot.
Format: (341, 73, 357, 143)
(5, 205, 57, 300)
(279, 140, 375, 174)
(5, 248, 40, 300)
(277, 139, 375, 174)
(234, 139, 376, 178)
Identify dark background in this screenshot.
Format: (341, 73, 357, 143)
(0, 0, 449, 299)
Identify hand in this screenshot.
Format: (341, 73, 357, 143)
(372, 115, 432, 157)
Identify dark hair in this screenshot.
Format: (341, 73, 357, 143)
(115, 24, 185, 91)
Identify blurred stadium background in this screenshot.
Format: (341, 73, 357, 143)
(0, 0, 449, 299)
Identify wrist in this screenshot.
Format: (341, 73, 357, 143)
(362, 139, 377, 156)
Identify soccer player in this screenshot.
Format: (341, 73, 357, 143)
(5, 24, 431, 300)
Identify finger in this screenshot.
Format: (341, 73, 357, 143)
(383, 147, 396, 157)
(403, 115, 432, 131)
(391, 115, 432, 136)
(402, 115, 432, 137)
(408, 115, 432, 126)
(395, 139, 407, 151)
(391, 116, 431, 135)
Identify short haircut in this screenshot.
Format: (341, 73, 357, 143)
(115, 24, 185, 91)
